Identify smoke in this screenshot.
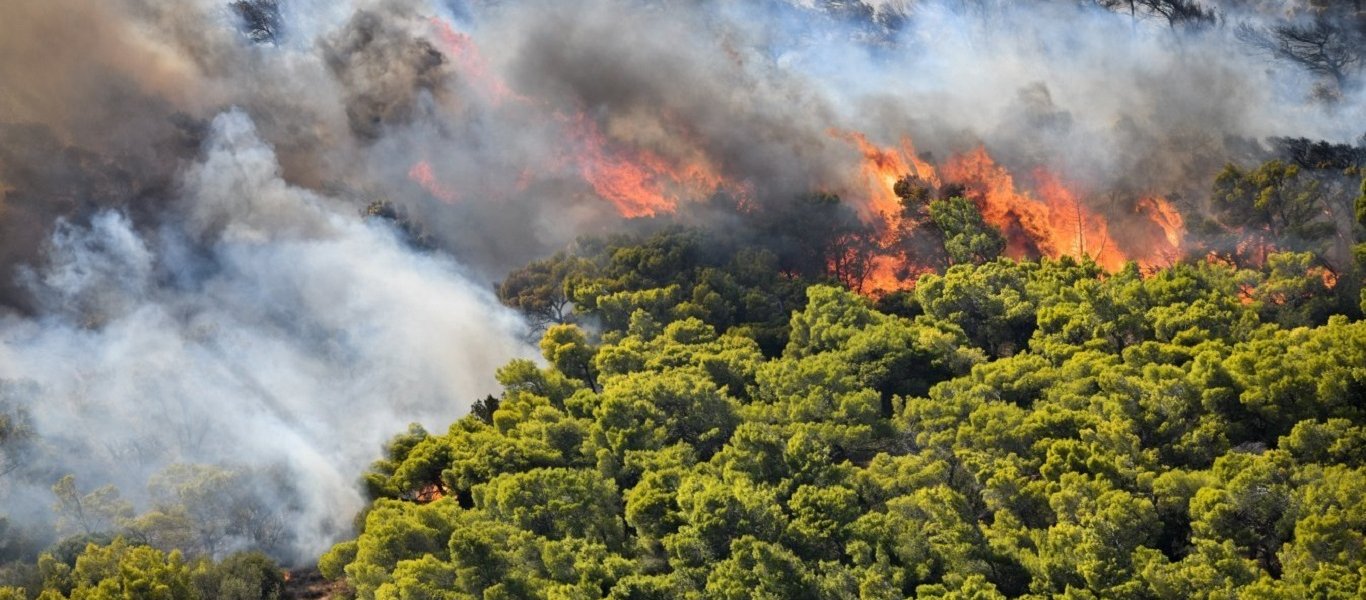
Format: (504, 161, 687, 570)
(0, 0, 1361, 563)
(0, 111, 532, 561)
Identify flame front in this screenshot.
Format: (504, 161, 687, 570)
(1031, 169, 1129, 271)
(408, 160, 458, 204)
(565, 113, 739, 218)
(428, 18, 523, 105)
(421, 16, 1191, 287)
(840, 136, 1191, 283)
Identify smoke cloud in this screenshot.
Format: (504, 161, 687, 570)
(0, 0, 1360, 562)
(1, 112, 532, 560)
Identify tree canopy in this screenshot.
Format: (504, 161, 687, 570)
(323, 243, 1365, 599)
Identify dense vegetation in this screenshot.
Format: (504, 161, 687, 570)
(306, 161, 1364, 598)
(0, 541, 286, 600)
(1, 1, 1363, 597)
(1, 159, 1362, 599)
(319, 246, 1362, 598)
(0, 464, 297, 599)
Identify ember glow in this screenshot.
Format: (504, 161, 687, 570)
(561, 112, 746, 218)
(428, 17, 523, 105)
(413, 11, 1201, 286)
(0, 0, 1358, 575)
(836, 135, 1192, 280)
(408, 159, 459, 203)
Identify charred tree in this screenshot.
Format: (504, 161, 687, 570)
(1238, 5, 1366, 90)
(231, 0, 282, 44)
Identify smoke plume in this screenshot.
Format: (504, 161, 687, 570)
(0, 0, 1361, 561)
(1, 112, 532, 560)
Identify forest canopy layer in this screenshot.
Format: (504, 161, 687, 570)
(1, 0, 1365, 599)
(315, 225, 1366, 599)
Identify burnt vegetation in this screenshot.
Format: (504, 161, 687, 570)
(1236, 1, 1366, 92)
(232, 0, 283, 44)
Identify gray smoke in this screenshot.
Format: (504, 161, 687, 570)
(1, 111, 532, 560)
(0, 0, 1361, 563)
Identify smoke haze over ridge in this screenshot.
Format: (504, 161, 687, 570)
(1, 112, 533, 560)
(0, 0, 1362, 560)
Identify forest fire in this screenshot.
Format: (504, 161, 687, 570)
(407, 160, 459, 203)
(564, 113, 739, 218)
(3, 1, 1363, 596)
(415, 13, 1246, 295)
(1031, 169, 1128, 270)
(838, 130, 938, 229)
(1136, 196, 1185, 266)
(421, 15, 1189, 279)
(1139, 197, 1184, 248)
(428, 17, 522, 104)
(838, 135, 1191, 278)
(442, 106, 1197, 288)
(428, 15, 740, 218)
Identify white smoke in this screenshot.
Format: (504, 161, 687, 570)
(0, 111, 534, 559)
(0, 0, 1361, 564)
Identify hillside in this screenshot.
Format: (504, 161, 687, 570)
(317, 248, 1365, 599)
(1, 1, 1365, 598)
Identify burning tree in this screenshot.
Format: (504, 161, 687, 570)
(1210, 160, 1332, 267)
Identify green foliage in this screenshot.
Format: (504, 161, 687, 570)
(475, 468, 624, 546)
(1211, 160, 1329, 259)
(1357, 177, 1366, 228)
(1253, 251, 1337, 327)
(929, 196, 1006, 266)
(0, 538, 285, 600)
(541, 325, 601, 393)
(192, 551, 286, 600)
(916, 259, 1038, 357)
(0, 462, 294, 597)
(127, 464, 287, 558)
(1357, 177, 1366, 314)
(1206, 159, 1359, 302)
(50, 477, 133, 539)
(498, 228, 815, 356)
(497, 252, 592, 331)
(328, 248, 1364, 599)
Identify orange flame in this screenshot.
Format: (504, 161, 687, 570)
(1135, 196, 1184, 268)
(408, 160, 458, 204)
(1031, 169, 1128, 270)
(830, 131, 945, 293)
(1139, 197, 1183, 248)
(427, 16, 744, 219)
(838, 131, 910, 228)
(417, 21, 1194, 283)
(565, 112, 742, 218)
(838, 136, 1190, 283)
(567, 114, 681, 217)
(835, 131, 939, 229)
(941, 147, 1058, 261)
(428, 18, 524, 105)
(863, 255, 911, 295)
